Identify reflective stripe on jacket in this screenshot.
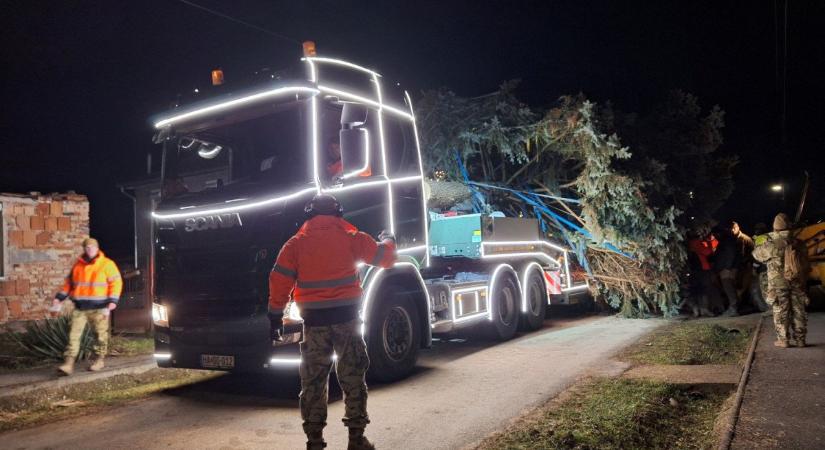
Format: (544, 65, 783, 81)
(268, 215, 397, 313)
(56, 251, 123, 310)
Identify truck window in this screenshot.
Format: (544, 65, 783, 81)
(383, 116, 420, 177)
(161, 100, 310, 201)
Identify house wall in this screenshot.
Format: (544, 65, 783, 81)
(0, 192, 89, 324)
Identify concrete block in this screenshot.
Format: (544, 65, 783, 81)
(36, 232, 52, 246)
(50, 202, 63, 216)
(8, 230, 23, 246)
(36, 203, 50, 216)
(16, 215, 29, 230)
(30, 216, 45, 230)
(15, 279, 29, 295)
(7, 299, 22, 318)
(0, 281, 15, 296)
(22, 231, 36, 248)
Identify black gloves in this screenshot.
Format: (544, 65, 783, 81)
(267, 311, 284, 341)
(378, 229, 396, 242)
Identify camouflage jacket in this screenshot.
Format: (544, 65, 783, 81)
(752, 230, 791, 287)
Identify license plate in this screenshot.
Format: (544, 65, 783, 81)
(200, 354, 234, 369)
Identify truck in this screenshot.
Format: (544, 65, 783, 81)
(149, 49, 589, 381)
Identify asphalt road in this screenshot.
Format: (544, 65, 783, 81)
(3, 314, 662, 450)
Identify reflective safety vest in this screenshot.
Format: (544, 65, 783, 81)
(56, 251, 123, 310)
(269, 215, 396, 313)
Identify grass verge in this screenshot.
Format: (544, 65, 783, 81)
(0, 368, 219, 432)
(621, 319, 755, 365)
(478, 378, 728, 450)
(0, 333, 154, 373)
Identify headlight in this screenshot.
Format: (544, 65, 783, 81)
(152, 302, 169, 327)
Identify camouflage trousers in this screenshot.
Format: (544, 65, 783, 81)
(65, 308, 109, 359)
(299, 318, 370, 435)
(768, 282, 809, 342)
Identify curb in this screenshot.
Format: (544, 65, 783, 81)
(716, 314, 764, 450)
(0, 360, 158, 399)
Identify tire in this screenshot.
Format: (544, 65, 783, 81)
(366, 291, 420, 382)
(488, 272, 520, 341)
(519, 268, 547, 331)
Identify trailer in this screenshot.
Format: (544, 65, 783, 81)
(149, 48, 588, 381)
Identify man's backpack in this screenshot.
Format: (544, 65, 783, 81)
(783, 235, 808, 282)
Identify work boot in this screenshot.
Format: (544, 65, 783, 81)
(89, 357, 105, 372)
(348, 428, 375, 450)
(792, 338, 807, 348)
(774, 340, 789, 348)
(306, 432, 326, 450)
(57, 357, 74, 376)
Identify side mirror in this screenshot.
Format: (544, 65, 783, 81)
(339, 129, 368, 178)
(341, 103, 368, 127)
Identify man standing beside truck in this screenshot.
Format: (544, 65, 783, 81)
(52, 237, 122, 375)
(268, 194, 397, 450)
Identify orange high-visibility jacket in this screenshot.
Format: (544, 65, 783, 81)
(269, 215, 396, 314)
(56, 251, 123, 310)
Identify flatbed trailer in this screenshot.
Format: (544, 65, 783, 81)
(149, 51, 588, 381)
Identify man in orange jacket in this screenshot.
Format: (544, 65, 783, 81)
(52, 237, 122, 375)
(269, 194, 396, 450)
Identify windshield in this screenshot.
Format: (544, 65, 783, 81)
(160, 99, 310, 202)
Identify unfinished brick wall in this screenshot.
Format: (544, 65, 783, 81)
(0, 192, 89, 324)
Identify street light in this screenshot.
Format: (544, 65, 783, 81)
(770, 184, 783, 192)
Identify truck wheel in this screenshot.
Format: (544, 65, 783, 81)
(366, 292, 420, 382)
(519, 269, 547, 331)
(488, 272, 520, 341)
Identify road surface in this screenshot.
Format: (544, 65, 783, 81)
(3, 314, 662, 450)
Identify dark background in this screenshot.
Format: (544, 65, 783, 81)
(2, 0, 823, 260)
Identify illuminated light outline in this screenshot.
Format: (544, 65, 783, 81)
(153, 86, 320, 128)
(152, 175, 425, 219)
(341, 128, 371, 180)
(405, 91, 431, 268)
(197, 144, 223, 159)
(317, 85, 414, 120)
(563, 252, 572, 289)
(303, 57, 381, 77)
(520, 262, 546, 314)
(397, 245, 427, 254)
(269, 357, 302, 365)
(360, 261, 430, 336)
(373, 73, 395, 234)
(450, 286, 489, 323)
(487, 264, 519, 321)
(153, 353, 172, 360)
(480, 240, 565, 268)
(151, 187, 316, 219)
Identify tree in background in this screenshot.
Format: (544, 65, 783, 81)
(416, 83, 734, 317)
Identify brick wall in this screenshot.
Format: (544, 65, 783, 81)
(0, 192, 89, 324)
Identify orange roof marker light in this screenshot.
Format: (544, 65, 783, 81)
(303, 41, 317, 57)
(211, 68, 224, 86)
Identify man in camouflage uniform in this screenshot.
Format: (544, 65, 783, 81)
(752, 213, 809, 347)
(269, 194, 396, 450)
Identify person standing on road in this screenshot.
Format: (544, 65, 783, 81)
(52, 238, 122, 375)
(752, 213, 810, 348)
(268, 194, 397, 450)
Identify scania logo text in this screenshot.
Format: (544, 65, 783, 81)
(184, 213, 243, 232)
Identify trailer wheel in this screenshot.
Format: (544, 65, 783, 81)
(488, 272, 520, 341)
(519, 268, 547, 331)
(367, 292, 420, 382)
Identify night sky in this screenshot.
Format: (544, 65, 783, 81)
(2, 1, 824, 260)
